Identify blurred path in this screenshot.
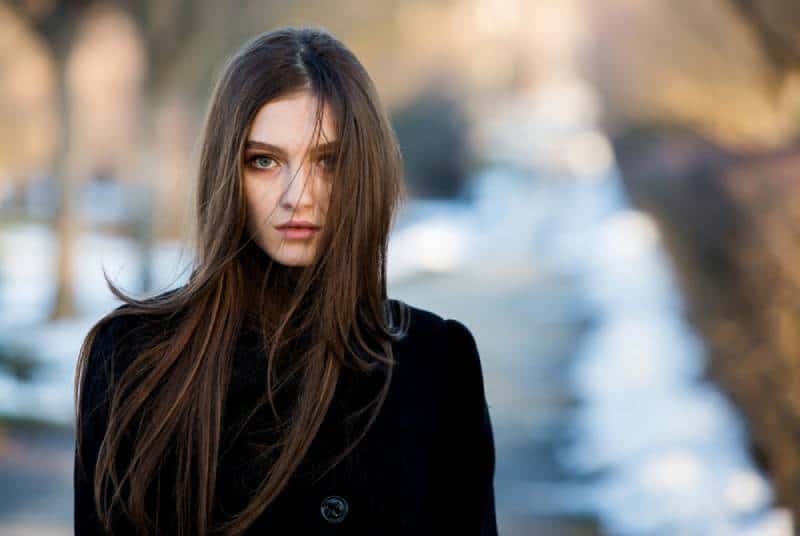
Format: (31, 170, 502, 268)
(391, 258, 600, 535)
(0, 425, 73, 535)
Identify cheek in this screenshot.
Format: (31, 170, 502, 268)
(244, 179, 279, 225)
(320, 182, 332, 214)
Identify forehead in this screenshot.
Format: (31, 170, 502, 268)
(247, 91, 336, 149)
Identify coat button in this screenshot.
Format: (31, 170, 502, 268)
(320, 495, 349, 524)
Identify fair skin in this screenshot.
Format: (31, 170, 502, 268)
(242, 90, 337, 267)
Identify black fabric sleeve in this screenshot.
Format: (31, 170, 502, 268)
(438, 318, 498, 535)
(74, 313, 136, 535)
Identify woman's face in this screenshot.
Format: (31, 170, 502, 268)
(243, 90, 336, 267)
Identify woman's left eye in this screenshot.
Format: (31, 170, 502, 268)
(249, 155, 276, 170)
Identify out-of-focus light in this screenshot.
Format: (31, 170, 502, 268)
(407, 222, 467, 272)
(724, 470, 771, 515)
(563, 130, 614, 179)
(473, 0, 520, 37)
(531, 78, 600, 127)
(742, 509, 795, 536)
(388, 219, 469, 281)
(639, 450, 705, 493)
(596, 209, 661, 263)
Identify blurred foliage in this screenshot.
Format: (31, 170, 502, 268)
(726, 0, 800, 73)
(593, 0, 800, 518)
(614, 123, 800, 521)
(0, 340, 40, 381)
(582, 0, 800, 149)
(391, 86, 472, 198)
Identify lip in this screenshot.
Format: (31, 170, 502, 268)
(275, 220, 321, 240)
(277, 227, 318, 240)
(275, 220, 321, 230)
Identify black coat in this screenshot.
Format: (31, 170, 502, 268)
(74, 298, 498, 535)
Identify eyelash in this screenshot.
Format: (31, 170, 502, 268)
(246, 154, 335, 171)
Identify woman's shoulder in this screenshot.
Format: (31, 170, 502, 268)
(383, 300, 492, 448)
(387, 298, 476, 342)
(85, 287, 183, 377)
(385, 299, 482, 376)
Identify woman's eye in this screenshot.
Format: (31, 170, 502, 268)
(318, 155, 336, 169)
(249, 155, 276, 170)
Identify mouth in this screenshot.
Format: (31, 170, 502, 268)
(275, 222, 321, 240)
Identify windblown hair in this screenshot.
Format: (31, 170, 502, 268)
(74, 26, 409, 535)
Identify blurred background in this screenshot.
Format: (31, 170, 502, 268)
(2, 0, 800, 534)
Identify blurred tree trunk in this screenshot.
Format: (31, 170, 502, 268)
(50, 30, 78, 320)
(128, 0, 247, 293)
(11, 1, 89, 320)
(128, 0, 198, 294)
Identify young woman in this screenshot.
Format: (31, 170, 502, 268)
(74, 26, 497, 535)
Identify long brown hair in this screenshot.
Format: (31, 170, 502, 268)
(74, 25, 409, 535)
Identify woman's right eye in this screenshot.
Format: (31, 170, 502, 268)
(249, 155, 277, 170)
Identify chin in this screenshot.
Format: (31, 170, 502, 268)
(270, 248, 316, 267)
(275, 257, 312, 267)
(255, 235, 318, 267)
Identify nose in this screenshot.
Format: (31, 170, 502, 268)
(279, 162, 316, 209)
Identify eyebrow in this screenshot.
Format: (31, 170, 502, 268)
(245, 140, 339, 158)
